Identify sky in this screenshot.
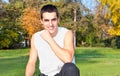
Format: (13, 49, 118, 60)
(2, 0, 9, 3)
(81, 0, 97, 10)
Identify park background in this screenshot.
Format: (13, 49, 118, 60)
(0, 0, 120, 76)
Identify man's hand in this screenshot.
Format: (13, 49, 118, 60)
(40, 30, 52, 43)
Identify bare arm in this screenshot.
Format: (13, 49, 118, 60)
(25, 36, 38, 76)
(41, 30, 74, 63)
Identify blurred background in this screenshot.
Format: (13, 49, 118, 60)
(0, 0, 120, 76)
(0, 0, 120, 49)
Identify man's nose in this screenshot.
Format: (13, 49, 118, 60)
(49, 21, 53, 26)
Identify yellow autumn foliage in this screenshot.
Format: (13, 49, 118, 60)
(98, 0, 120, 36)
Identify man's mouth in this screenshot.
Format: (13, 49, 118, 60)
(49, 26, 54, 30)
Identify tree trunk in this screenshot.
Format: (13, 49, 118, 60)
(73, 8, 77, 46)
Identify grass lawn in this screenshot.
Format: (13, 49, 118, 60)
(0, 48, 40, 76)
(75, 47, 120, 76)
(0, 47, 120, 76)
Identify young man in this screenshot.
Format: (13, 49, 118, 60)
(25, 4, 80, 76)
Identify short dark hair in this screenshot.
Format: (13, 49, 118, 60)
(40, 4, 59, 19)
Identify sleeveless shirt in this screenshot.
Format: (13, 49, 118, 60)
(33, 27, 75, 76)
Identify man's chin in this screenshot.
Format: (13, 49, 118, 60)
(49, 31, 54, 34)
(48, 29, 54, 33)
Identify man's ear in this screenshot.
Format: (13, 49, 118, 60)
(58, 17, 60, 22)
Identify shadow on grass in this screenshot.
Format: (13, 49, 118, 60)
(75, 49, 105, 64)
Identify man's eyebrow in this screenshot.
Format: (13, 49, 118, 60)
(43, 18, 57, 21)
(44, 19, 49, 21)
(52, 18, 57, 20)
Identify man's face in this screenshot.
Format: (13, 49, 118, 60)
(41, 12, 59, 36)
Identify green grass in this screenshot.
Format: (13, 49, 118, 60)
(0, 47, 120, 76)
(75, 47, 120, 76)
(0, 48, 39, 76)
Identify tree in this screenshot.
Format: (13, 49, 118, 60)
(23, 0, 42, 8)
(0, 2, 24, 49)
(94, 0, 120, 48)
(98, 0, 120, 36)
(21, 7, 43, 38)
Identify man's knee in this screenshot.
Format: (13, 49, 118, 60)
(62, 63, 76, 70)
(63, 63, 79, 71)
(61, 63, 80, 75)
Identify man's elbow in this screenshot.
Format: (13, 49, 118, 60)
(64, 55, 74, 63)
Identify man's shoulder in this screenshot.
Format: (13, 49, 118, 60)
(58, 27, 69, 32)
(33, 30, 44, 36)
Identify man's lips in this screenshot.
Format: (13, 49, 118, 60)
(49, 26, 54, 30)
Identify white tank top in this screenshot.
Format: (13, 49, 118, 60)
(33, 27, 75, 76)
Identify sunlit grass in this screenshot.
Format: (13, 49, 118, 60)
(0, 48, 39, 76)
(0, 47, 120, 76)
(0, 48, 29, 58)
(75, 47, 120, 76)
